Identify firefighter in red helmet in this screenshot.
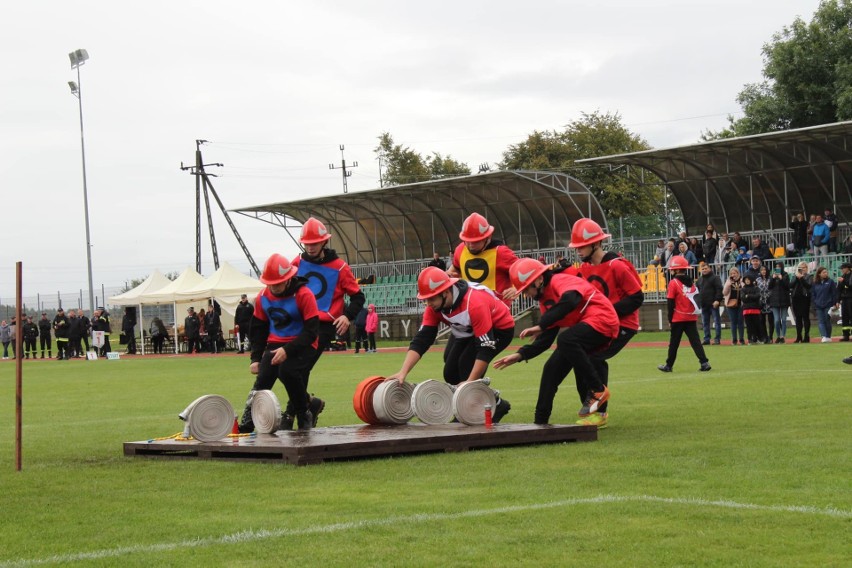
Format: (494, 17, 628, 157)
(449, 212, 519, 306)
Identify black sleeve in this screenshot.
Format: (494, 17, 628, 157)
(344, 290, 367, 322)
(714, 278, 724, 303)
(538, 291, 583, 330)
(517, 326, 559, 361)
(612, 290, 643, 317)
(408, 324, 439, 357)
(667, 298, 675, 323)
(248, 315, 269, 363)
(283, 316, 319, 358)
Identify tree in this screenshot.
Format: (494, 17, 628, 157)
(705, 0, 852, 139)
(500, 111, 660, 222)
(374, 133, 470, 186)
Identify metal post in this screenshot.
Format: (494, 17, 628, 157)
(71, 54, 96, 315)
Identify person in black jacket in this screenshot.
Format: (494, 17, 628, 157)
(77, 309, 91, 354)
(741, 274, 764, 345)
(789, 213, 808, 254)
(768, 261, 792, 343)
(204, 302, 221, 354)
(790, 261, 813, 343)
(53, 308, 70, 360)
(234, 294, 253, 354)
(22, 316, 39, 359)
(122, 307, 137, 355)
(838, 262, 852, 341)
(184, 307, 200, 354)
(67, 310, 83, 358)
(38, 312, 52, 359)
(91, 307, 112, 357)
(353, 306, 368, 354)
(696, 262, 723, 345)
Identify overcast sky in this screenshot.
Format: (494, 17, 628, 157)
(0, 0, 819, 303)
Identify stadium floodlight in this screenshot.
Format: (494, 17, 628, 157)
(68, 49, 95, 314)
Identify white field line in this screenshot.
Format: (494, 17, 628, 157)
(2, 494, 849, 567)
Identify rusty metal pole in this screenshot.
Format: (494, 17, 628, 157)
(15, 261, 23, 471)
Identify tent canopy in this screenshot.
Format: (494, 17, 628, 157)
(134, 267, 206, 305)
(107, 270, 172, 306)
(174, 262, 264, 315)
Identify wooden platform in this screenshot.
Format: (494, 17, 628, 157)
(124, 423, 597, 466)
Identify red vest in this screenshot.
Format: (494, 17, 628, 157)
(539, 273, 618, 339)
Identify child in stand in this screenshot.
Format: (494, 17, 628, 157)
(658, 256, 711, 373)
(741, 274, 764, 344)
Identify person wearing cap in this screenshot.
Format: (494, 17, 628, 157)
(744, 255, 763, 281)
(91, 307, 112, 357)
(22, 316, 39, 359)
(768, 261, 791, 343)
(38, 312, 52, 359)
(238, 253, 320, 432)
(493, 258, 617, 423)
(234, 294, 254, 354)
(183, 307, 200, 354)
(657, 256, 711, 372)
(838, 262, 852, 341)
(448, 212, 519, 306)
(291, 217, 364, 425)
(365, 303, 379, 353)
(565, 218, 644, 428)
(53, 308, 70, 360)
(389, 266, 514, 422)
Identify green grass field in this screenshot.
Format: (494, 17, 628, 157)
(1, 337, 850, 567)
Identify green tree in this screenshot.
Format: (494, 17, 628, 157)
(705, 0, 852, 139)
(500, 111, 659, 221)
(374, 133, 470, 186)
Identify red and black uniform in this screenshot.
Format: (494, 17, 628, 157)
(408, 281, 515, 384)
(516, 272, 618, 424)
(572, 252, 644, 411)
(242, 277, 320, 425)
(292, 248, 365, 376)
(664, 274, 708, 368)
(452, 239, 518, 306)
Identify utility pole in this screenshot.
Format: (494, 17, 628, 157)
(329, 144, 358, 193)
(181, 140, 259, 275)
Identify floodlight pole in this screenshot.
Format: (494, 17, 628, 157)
(69, 49, 95, 314)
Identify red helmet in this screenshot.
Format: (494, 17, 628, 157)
(260, 253, 297, 285)
(300, 217, 331, 244)
(568, 218, 611, 248)
(416, 267, 458, 299)
(667, 255, 690, 271)
(459, 212, 494, 242)
(509, 258, 549, 292)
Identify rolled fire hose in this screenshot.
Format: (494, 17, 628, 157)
(451, 380, 497, 425)
(372, 379, 415, 424)
(250, 390, 282, 434)
(411, 379, 455, 424)
(178, 394, 235, 442)
(353, 376, 387, 424)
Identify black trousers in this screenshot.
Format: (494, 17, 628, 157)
(304, 321, 338, 391)
(367, 332, 377, 351)
(841, 298, 852, 339)
(354, 325, 367, 352)
(535, 323, 611, 425)
(791, 297, 811, 340)
(665, 320, 708, 368)
(24, 337, 37, 356)
(250, 348, 315, 415)
(40, 334, 52, 354)
(442, 327, 514, 385)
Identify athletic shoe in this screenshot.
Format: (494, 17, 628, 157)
(699, 362, 711, 372)
(238, 408, 255, 434)
(279, 413, 294, 431)
(657, 364, 672, 373)
(843, 356, 852, 365)
(296, 410, 314, 430)
(309, 396, 325, 428)
(821, 337, 832, 343)
(492, 398, 511, 423)
(576, 412, 608, 429)
(578, 386, 610, 417)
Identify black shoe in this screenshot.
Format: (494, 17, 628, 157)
(492, 398, 511, 423)
(843, 356, 852, 365)
(657, 364, 672, 373)
(699, 362, 711, 372)
(279, 413, 294, 431)
(238, 408, 254, 434)
(794, 338, 802, 343)
(296, 410, 314, 430)
(702, 340, 710, 345)
(309, 396, 325, 427)
(804, 337, 810, 343)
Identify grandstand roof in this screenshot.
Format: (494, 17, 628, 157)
(577, 121, 852, 236)
(234, 170, 605, 265)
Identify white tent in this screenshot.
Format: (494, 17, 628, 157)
(107, 270, 173, 305)
(174, 262, 263, 316)
(136, 267, 206, 304)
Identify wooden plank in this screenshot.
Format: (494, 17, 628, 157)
(124, 423, 597, 466)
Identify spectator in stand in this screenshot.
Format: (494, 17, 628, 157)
(811, 214, 830, 260)
(750, 235, 774, 261)
(756, 264, 774, 343)
(660, 239, 677, 266)
(428, 252, 447, 270)
(696, 262, 723, 345)
(843, 234, 852, 254)
(676, 231, 689, 250)
(701, 230, 718, 266)
(768, 261, 792, 343)
(807, 214, 817, 253)
(353, 305, 368, 354)
(365, 303, 379, 352)
(716, 232, 729, 264)
(678, 241, 698, 266)
(790, 261, 813, 343)
(741, 274, 764, 345)
(811, 266, 838, 343)
(744, 255, 763, 281)
(38, 312, 52, 359)
(790, 213, 808, 255)
(838, 262, 852, 341)
(653, 239, 666, 265)
(657, 256, 711, 373)
(732, 231, 748, 250)
(824, 208, 838, 252)
(723, 267, 745, 345)
(234, 294, 254, 354)
(689, 237, 705, 264)
(723, 240, 739, 268)
(184, 307, 200, 354)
